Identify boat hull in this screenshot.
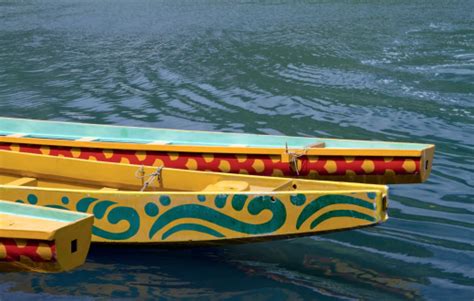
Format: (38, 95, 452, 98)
(0, 142, 434, 184)
(0, 238, 59, 272)
(0, 188, 387, 244)
(0, 201, 93, 272)
(0, 117, 435, 184)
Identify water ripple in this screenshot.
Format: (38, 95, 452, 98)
(0, 0, 473, 299)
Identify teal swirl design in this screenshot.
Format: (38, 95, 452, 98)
(93, 200, 116, 219)
(290, 194, 306, 206)
(297, 195, 375, 229)
(149, 195, 287, 240)
(367, 192, 377, 200)
(145, 202, 159, 217)
(76, 197, 140, 240)
(27, 194, 38, 204)
(159, 195, 171, 206)
(310, 210, 376, 229)
(19, 194, 69, 210)
(231, 195, 248, 211)
(162, 224, 224, 240)
(214, 194, 227, 208)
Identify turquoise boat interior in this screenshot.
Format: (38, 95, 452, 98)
(0, 200, 89, 223)
(0, 117, 430, 150)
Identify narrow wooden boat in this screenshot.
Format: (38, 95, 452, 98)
(0, 150, 388, 244)
(0, 117, 434, 184)
(0, 200, 93, 272)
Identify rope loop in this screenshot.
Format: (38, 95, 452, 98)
(285, 143, 309, 176)
(135, 165, 146, 179)
(136, 166, 164, 192)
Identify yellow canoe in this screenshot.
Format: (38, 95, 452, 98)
(0, 200, 93, 272)
(0, 117, 435, 184)
(0, 150, 388, 244)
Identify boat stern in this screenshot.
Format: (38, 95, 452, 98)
(420, 145, 435, 183)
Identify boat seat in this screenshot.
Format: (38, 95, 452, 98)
(7, 133, 26, 138)
(249, 186, 276, 192)
(76, 137, 97, 142)
(148, 140, 170, 145)
(306, 142, 325, 148)
(0, 213, 67, 240)
(100, 187, 118, 191)
(203, 180, 250, 192)
(273, 180, 294, 191)
(5, 177, 37, 187)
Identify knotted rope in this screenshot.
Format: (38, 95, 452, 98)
(135, 165, 163, 191)
(285, 143, 309, 176)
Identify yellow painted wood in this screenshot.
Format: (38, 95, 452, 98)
(100, 187, 119, 191)
(0, 150, 387, 193)
(203, 181, 250, 192)
(4, 177, 37, 187)
(420, 146, 436, 182)
(0, 150, 389, 244)
(0, 200, 94, 272)
(0, 213, 67, 240)
(273, 180, 294, 191)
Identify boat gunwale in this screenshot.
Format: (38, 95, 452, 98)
(0, 200, 92, 221)
(0, 149, 389, 194)
(0, 136, 433, 157)
(0, 117, 434, 156)
(0, 184, 387, 197)
(0, 116, 434, 143)
(0, 200, 93, 240)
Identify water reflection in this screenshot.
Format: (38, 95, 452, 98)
(0, 0, 473, 299)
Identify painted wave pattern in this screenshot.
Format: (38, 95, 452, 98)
(14, 192, 378, 242)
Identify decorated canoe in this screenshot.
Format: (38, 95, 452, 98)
(0, 150, 389, 244)
(0, 200, 93, 272)
(0, 117, 434, 184)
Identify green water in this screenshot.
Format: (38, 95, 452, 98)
(0, 0, 473, 300)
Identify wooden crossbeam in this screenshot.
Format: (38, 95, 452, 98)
(75, 137, 97, 142)
(307, 142, 325, 148)
(273, 180, 293, 191)
(7, 133, 27, 138)
(100, 187, 119, 191)
(148, 140, 170, 145)
(5, 177, 37, 187)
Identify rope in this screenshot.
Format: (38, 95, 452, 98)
(135, 165, 163, 192)
(286, 143, 309, 176)
(135, 165, 146, 180)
